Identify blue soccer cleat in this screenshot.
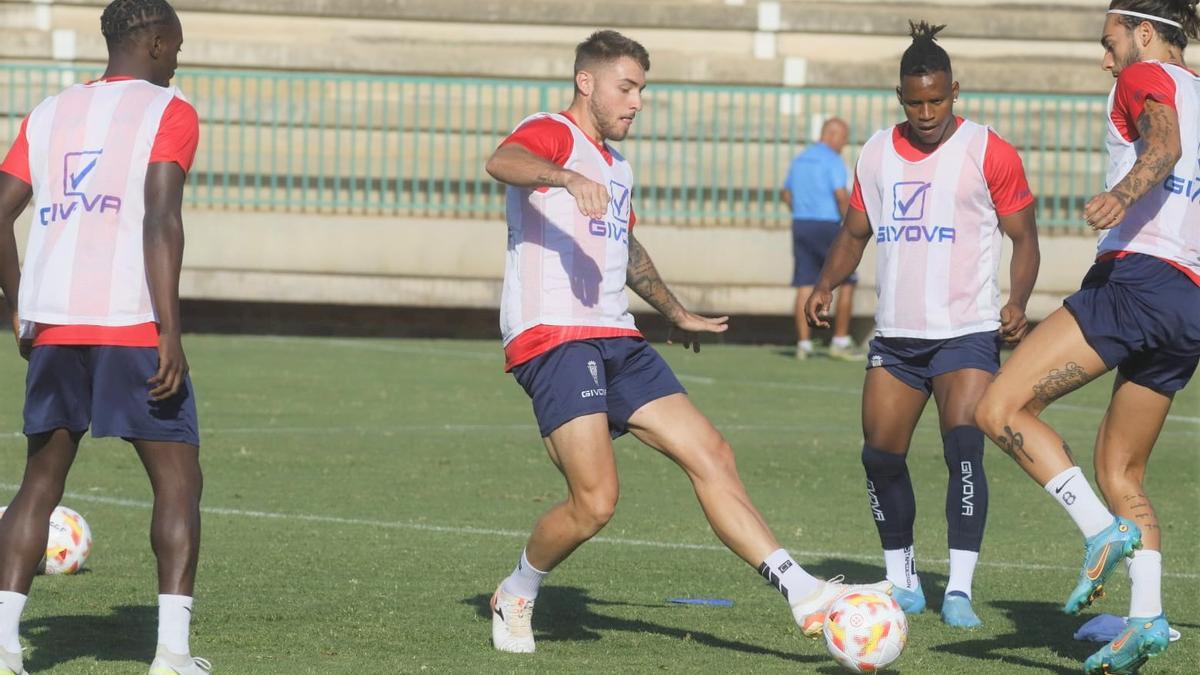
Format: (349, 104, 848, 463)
(940, 591, 982, 628)
(891, 580, 926, 613)
(1083, 615, 1170, 674)
(1064, 517, 1142, 615)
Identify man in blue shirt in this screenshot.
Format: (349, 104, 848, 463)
(781, 117, 858, 360)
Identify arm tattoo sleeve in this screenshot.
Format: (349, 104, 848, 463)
(1111, 103, 1181, 207)
(626, 235, 685, 322)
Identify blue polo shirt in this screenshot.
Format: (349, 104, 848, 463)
(783, 142, 848, 222)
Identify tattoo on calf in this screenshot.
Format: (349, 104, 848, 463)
(1032, 362, 1090, 404)
(1062, 440, 1076, 464)
(996, 425, 1034, 463)
(1123, 493, 1159, 531)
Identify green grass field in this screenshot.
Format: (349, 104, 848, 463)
(0, 335, 1196, 674)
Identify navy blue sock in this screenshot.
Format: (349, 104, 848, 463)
(943, 425, 988, 552)
(861, 445, 915, 550)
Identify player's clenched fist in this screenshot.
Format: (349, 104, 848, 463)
(1082, 191, 1128, 231)
(564, 172, 610, 219)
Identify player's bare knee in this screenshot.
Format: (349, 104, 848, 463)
(571, 485, 618, 533)
(972, 391, 1014, 437)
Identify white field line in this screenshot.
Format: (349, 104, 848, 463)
(2, 484, 1195, 581)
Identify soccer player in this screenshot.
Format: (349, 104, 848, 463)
(974, 1, 1198, 671)
(781, 117, 861, 361)
(805, 21, 1041, 629)
(484, 30, 888, 654)
(0, 1, 209, 673)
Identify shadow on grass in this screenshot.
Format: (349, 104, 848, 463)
(931, 599, 1100, 674)
(464, 584, 828, 664)
(23, 604, 156, 671)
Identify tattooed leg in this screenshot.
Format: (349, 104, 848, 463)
(975, 308, 1110, 485)
(1093, 376, 1172, 551)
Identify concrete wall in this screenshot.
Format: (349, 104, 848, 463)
(9, 209, 1096, 322)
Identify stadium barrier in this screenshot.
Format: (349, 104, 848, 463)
(1, 63, 1107, 230)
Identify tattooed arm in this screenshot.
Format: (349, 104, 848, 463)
(1083, 99, 1182, 230)
(485, 144, 610, 219)
(626, 234, 728, 351)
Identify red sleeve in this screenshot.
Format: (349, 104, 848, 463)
(499, 117, 574, 166)
(149, 97, 200, 173)
(0, 116, 31, 185)
(848, 172, 866, 212)
(1111, 61, 1177, 142)
(984, 131, 1035, 216)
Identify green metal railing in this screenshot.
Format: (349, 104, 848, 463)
(0, 64, 1108, 228)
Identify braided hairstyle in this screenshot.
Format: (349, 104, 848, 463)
(1109, 0, 1200, 48)
(900, 21, 952, 79)
(100, 0, 177, 49)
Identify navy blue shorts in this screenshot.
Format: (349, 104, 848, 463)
(792, 218, 858, 287)
(1063, 253, 1200, 393)
(867, 331, 1001, 394)
(24, 346, 200, 445)
(511, 337, 687, 438)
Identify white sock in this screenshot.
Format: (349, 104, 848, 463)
(500, 549, 548, 600)
(883, 546, 919, 591)
(831, 335, 853, 348)
(945, 549, 978, 598)
(1044, 467, 1112, 538)
(0, 591, 26, 653)
(760, 548, 821, 603)
(157, 594, 192, 656)
(1126, 550, 1163, 618)
(797, 340, 813, 353)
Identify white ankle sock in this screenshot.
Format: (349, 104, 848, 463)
(945, 549, 978, 598)
(1044, 467, 1112, 538)
(0, 591, 25, 653)
(500, 549, 548, 600)
(760, 548, 821, 603)
(832, 335, 853, 348)
(158, 594, 192, 656)
(1126, 550, 1163, 618)
(883, 546, 918, 591)
(798, 340, 813, 353)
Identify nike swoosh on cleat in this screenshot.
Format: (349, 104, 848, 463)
(1110, 629, 1133, 651)
(495, 607, 504, 621)
(1087, 544, 1112, 580)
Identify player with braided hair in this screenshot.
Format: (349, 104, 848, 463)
(807, 19, 1040, 629)
(0, 0, 209, 673)
(976, 1, 1199, 672)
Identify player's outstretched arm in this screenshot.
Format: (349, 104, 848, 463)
(1084, 99, 1181, 230)
(997, 203, 1040, 344)
(485, 144, 609, 219)
(626, 234, 727, 352)
(805, 208, 872, 328)
(144, 162, 189, 401)
(0, 173, 31, 358)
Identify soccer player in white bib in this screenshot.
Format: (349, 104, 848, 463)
(975, 2, 1199, 672)
(484, 30, 889, 654)
(0, 2, 209, 673)
(805, 22, 1041, 628)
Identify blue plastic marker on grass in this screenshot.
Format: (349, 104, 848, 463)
(667, 597, 734, 607)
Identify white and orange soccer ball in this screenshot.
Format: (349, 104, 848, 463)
(0, 505, 93, 575)
(823, 588, 907, 672)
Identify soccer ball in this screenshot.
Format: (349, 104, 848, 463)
(823, 588, 907, 672)
(0, 505, 93, 575)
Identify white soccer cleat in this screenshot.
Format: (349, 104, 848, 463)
(789, 576, 893, 638)
(148, 645, 212, 675)
(491, 586, 536, 653)
(0, 647, 26, 675)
